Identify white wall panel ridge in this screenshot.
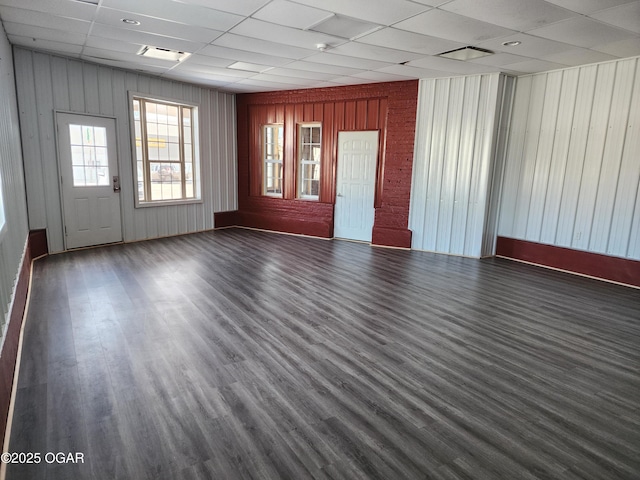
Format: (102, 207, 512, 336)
(0, 27, 30, 341)
(498, 57, 640, 261)
(13, 47, 237, 253)
(409, 73, 515, 258)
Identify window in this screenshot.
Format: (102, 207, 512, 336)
(298, 124, 321, 199)
(132, 95, 200, 206)
(68, 124, 109, 187)
(263, 125, 284, 196)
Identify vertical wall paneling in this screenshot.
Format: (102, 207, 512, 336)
(498, 57, 640, 261)
(0, 26, 30, 349)
(483, 75, 516, 256)
(409, 73, 514, 257)
(14, 48, 237, 253)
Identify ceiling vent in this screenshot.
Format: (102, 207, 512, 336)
(138, 46, 190, 62)
(437, 46, 493, 61)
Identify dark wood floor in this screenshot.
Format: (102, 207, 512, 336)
(6, 228, 640, 480)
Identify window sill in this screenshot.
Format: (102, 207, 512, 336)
(135, 198, 203, 208)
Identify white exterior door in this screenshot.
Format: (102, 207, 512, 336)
(56, 113, 122, 249)
(334, 131, 379, 242)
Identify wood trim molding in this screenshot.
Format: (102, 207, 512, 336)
(496, 236, 640, 288)
(214, 211, 241, 229)
(0, 230, 48, 444)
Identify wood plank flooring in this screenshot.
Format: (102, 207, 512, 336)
(6, 228, 640, 479)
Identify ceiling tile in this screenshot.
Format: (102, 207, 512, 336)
(213, 33, 315, 59)
(526, 17, 635, 48)
(302, 52, 393, 70)
(0, 5, 91, 34)
(476, 33, 577, 57)
(84, 36, 144, 54)
(171, 0, 270, 16)
(81, 47, 180, 68)
(78, 56, 170, 74)
(8, 35, 83, 55)
(182, 54, 234, 68)
(230, 18, 345, 49)
(502, 58, 568, 74)
(3, 21, 87, 44)
(394, 9, 516, 44)
(249, 73, 319, 86)
(328, 41, 424, 64)
(351, 70, 413, 82)
(543, 0, 636, 15)
(325, 75, 374, 85)
(94, 8, 224, 44)
(161, 71, 236, 88)
(440, 0, 578, 31)
(376, 63, 455, 78)
(90, 23, 205, 53)
(592, 36, 640, 57)
(292, 0, 430, 25)
(170, 63, 255, 78)
(101, 0, 243, 31)
(407, 55, 501, 74)
(281, 60, 365, 76)
(0, 0, 96, 21)
(198, 45, 293, 66)
(356, 27, 465, 55)
(468, 52, 531, 66)
(309, 15, 380, 40)
(263, 67, 337, 81)
(236, 77, 306, 89)
(252, 0, 333, 29)
(590, 1, 640, 34)
(541, 46, 618, 66)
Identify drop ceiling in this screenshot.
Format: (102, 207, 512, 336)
(0, 0, 638, 93)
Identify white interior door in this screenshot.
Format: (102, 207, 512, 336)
(56, 113, 122, 249)
(334, 130, 379, 242)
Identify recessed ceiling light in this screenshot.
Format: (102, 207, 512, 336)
(122, 18, 140, 25)
(437, 46, 493, 61)
(502, 40, 521, 47)
(138, 46, 190, 62)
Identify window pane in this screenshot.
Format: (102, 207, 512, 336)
(167, 105, 179, 125)
(72, 166, 86, 186)
(95, 147, 108, 167)
(69, 125, 82, 145)
(71, 146, 84, 166)
(94, 127, 107, 147)
(298, 124, 321, 199)
(135, 97, 199, 204)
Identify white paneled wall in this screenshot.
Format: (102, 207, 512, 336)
(409, 73, 515, 258)
(14, 48, 237, 253)
(499, 57, 640, 260)
(0, 28, 29, 337)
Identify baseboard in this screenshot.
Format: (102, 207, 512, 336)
(495, 236, 640, 288)
(214, 210, 241, 228)
(0, 229, 48, 452)
(371, 226, 412, 249)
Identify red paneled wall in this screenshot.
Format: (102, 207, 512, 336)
(235, 80, 418, 247)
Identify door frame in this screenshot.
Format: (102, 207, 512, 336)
(54, 110, 124, 250)
(333, 129, 381, 242)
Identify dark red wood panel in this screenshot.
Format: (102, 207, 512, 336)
(0, 230, 46, 442)
(496, 237, 640, 288)
(236, 80, 418, 246)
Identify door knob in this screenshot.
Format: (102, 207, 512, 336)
(113, 175, 121, 192)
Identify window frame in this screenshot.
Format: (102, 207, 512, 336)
(129, 92, 202, 208)
(297, 123, 321, 201)
(262, 124, 284, 198)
